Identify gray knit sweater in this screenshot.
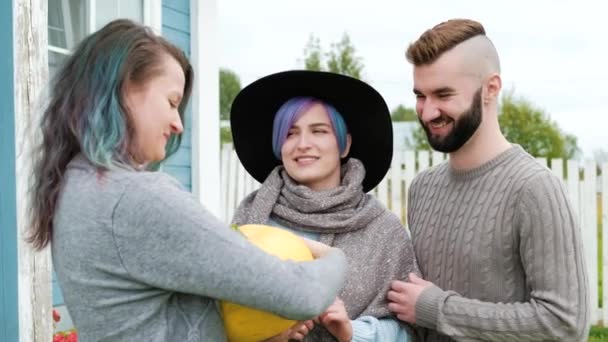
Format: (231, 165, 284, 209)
(51, 155, 346, 342)
(408, 145, 589, 341)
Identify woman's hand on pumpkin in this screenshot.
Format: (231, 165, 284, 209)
(287, 320, 314, 341)
(301, 238, 333, 258)
(262, 320, 314, 342)
(318, 298, 352, 342)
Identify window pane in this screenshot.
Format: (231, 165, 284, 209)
(49, 51, 68, 79)
(48, 0, 87, 50)
(48, 0, 67, 48)
(67, 0, 87, 48)
(96, 0, 143, 30)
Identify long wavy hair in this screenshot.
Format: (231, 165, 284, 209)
(28, 19, 193, 250)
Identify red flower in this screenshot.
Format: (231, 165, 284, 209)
(53, 334, 66, 342)
(53, 309, 61, 323)
(66, 331, 78, 342)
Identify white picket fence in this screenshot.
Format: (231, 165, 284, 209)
(220, 144, 608, 325)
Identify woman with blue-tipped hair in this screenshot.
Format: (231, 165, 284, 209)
(27, 19, 347, 341)
(231, 70, 419, 341)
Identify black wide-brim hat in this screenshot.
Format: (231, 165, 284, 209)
(230, 70, 393, 192)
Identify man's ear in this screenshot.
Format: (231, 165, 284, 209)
(485, 73, 502, 103)
(341, 134, 352, 158)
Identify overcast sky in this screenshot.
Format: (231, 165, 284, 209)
(218, 0, 607, 160)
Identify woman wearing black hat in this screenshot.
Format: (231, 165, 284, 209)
(231, 70, 419, 341)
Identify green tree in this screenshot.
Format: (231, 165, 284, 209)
(326, 33, 364, 79)
(302, 35, 323, 71)
(499, 91, 579, 159)
(391, 105, 417, 122)
(409, 91, 580, 159)
(220, 68, 242, 121)
(219, 68, 242, 144)
(410, 124, 430, 150)
(301, 33, 364, 79)
(220, 125, 233, 145)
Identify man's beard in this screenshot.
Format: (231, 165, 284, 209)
(421, 87, 483, 153)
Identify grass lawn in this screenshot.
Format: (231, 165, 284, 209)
(593, 194, 605, 341)
(590, 325, 608, 342)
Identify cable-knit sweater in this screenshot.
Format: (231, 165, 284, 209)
(408, 145, 589, 341)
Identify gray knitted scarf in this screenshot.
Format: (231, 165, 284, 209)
(232, 159, 419, 341)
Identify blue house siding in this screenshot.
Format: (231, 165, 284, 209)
(0, 0, 19, 340)
(162, 0, 192, 191)
(52, 271, 64, 306)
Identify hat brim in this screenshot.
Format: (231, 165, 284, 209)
(230, 70, 393, 192)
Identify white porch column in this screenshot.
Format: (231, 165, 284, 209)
(14, 0, 53, 341)
(143, 0, 162, 33)
(190, 0, 221, 217)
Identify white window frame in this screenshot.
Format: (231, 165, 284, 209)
(48, 0, 162, 62)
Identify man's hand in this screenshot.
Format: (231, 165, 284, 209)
(387, 273, 434, 324)
(318, 298, 352, 342)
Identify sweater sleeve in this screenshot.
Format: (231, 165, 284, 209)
(414, 172, 590, 341)
(111, 173, 346, 321)
(351, 316, 411, 342)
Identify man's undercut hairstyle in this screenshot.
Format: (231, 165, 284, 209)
(406, 19, 486, 66)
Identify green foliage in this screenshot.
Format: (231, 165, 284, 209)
(499, 91, 579, 159)
(220, 68, 242, 121)
(221, 126, 233, 145)
(302, 35, 323, 72)
(391, 105, 417, 122)
(326, 34, 364, 79)
(301, 33, 364, 80)
(219, 68, 241, 145)
(590, 325, 608, 341)
(410, 124, 431, 151)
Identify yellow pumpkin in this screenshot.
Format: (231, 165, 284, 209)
(221, 224, 314, 342)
